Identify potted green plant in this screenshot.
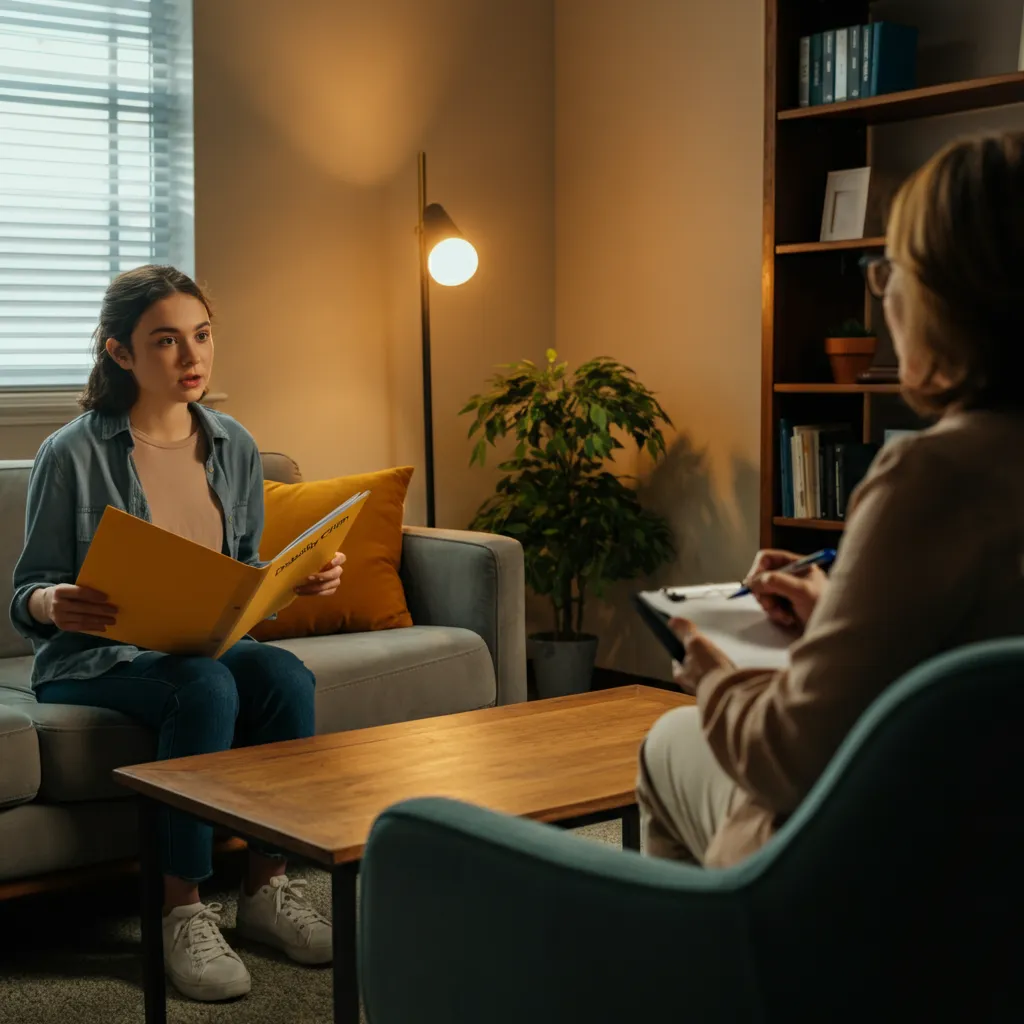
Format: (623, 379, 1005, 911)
(461, 349, 674, 697)
(825, 318, 878, 384)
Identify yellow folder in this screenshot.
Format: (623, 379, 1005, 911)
(75, 491, 369, 657)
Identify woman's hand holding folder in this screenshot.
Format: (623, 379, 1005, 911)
(292, 551, 346, 598)
(29, 583, 118, 633)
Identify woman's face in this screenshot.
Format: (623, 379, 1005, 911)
(106, 292, 213, 407)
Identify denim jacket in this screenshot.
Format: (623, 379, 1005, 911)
(10, 404, 265, 688)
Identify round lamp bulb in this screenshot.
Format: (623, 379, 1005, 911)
(428, 237, 478, 286)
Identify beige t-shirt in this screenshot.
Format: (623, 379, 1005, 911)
(130, 423, 225, 553)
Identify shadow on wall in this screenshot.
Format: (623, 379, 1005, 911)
(593, 433, 759, 682)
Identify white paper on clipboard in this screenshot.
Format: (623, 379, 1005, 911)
(637, 584, 792, 670)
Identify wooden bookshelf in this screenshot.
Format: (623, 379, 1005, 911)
(773, 517, 845, 532)
(760, 1, 1009, 550)
(778, 70, 1024, 125)
(774, 383, 900, 394)
(775, 237, 885, 254)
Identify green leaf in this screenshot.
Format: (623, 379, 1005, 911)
(470, 439, 487, 466)
(589, 404, 608, 430)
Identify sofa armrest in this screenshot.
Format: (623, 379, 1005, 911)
(400, 527, 526, 706)
(360, 798, 760, 1024)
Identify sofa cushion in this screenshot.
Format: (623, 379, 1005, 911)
(0, 655, 34, 697)
(0, 703, 40, 808)
(29, 703, 155, 804)
(271, 626, 496, 734)
(0, 798, 139, 883)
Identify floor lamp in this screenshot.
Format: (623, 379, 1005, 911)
(417, 151, 478, 528)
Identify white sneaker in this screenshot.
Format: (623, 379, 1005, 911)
(162, 902, 251, 1002)
(236, 875, 332, 965)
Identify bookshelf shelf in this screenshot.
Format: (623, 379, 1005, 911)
(778, 71, 1024, 126)
(774, 383, 901, 394)
(773, 517, 845, 532)
(776, 237, 885, 254)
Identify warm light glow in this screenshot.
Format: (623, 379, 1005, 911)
(428, 237, 478, 286)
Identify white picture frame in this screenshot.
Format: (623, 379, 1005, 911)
(820, 167, 872, 242)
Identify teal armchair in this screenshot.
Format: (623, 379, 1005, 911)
(359, 639, 1024, 1023)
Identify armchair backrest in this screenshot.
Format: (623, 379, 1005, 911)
(738, 637, 1024, 1021)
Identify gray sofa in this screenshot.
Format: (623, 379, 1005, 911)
(0, 451, 525, 887)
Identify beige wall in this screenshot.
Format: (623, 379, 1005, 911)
(193, 0, 554, 525)
(0, 425, 50, 459)
(554, 0, 764, 678)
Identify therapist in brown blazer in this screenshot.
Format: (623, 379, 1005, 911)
(637, 131, 1024, 869)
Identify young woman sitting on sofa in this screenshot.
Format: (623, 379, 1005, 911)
(636, 131, 1024, 868)
(10, 265, 345, 1003)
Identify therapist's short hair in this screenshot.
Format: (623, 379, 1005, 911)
(887, 132, 1024, 416)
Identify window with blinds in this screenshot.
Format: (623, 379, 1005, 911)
(0, 0, 194, 389)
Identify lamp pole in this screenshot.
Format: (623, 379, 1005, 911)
(417, 151, 437, 529)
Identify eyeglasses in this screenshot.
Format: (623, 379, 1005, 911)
(858, 255, 893, 299)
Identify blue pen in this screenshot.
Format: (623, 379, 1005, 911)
(728, 548, 837, 599)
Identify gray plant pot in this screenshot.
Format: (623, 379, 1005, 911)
(529, 633, 599, 699)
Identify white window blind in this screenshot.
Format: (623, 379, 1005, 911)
(0, 0, 194, 389)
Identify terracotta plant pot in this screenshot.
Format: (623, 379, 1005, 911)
(825, 335, 877, 385)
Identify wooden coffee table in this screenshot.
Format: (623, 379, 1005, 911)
(115, 684, 693, 1023)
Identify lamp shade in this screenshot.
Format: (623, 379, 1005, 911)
(422, 202, 478, 287)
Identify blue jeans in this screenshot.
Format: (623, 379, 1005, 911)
(37, 640, 316, 882)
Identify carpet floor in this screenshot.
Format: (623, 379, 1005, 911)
(0, 819, 622, 1024)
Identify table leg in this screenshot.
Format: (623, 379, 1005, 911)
(138, 798, 167, 1024)
(332, 861, 361, 1024)
(621, 803, 640, 851)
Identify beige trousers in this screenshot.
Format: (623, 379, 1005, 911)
(635, 704, 742, 863)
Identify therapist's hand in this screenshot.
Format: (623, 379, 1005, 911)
(744, 549, 826, 631)
(293, 552, 346, 597)
(669, 618, 735, 696)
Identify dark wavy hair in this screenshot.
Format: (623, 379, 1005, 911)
(887, 132, 1024, 416)
(79, 265, 212, 416)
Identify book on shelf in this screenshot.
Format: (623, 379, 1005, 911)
(861, 24, 872, 97)
(779, 423, 879, 523)
(798, 36, 811, 107)
(798, 21, 915, 107)
(848, 23, 861, 99)
(869, 22, 918, 97)
(823, 30, 836, 103)
(835, 442, 880, 519)
(856, 365, 900, 383)
(779, 418, 795, 517)
(835, 27, 849, 101)
(810, 34, 824, 105)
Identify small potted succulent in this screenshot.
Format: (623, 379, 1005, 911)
(825, 319, 878, 384)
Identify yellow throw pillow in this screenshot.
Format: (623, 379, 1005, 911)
(249, 466, 414, 640)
